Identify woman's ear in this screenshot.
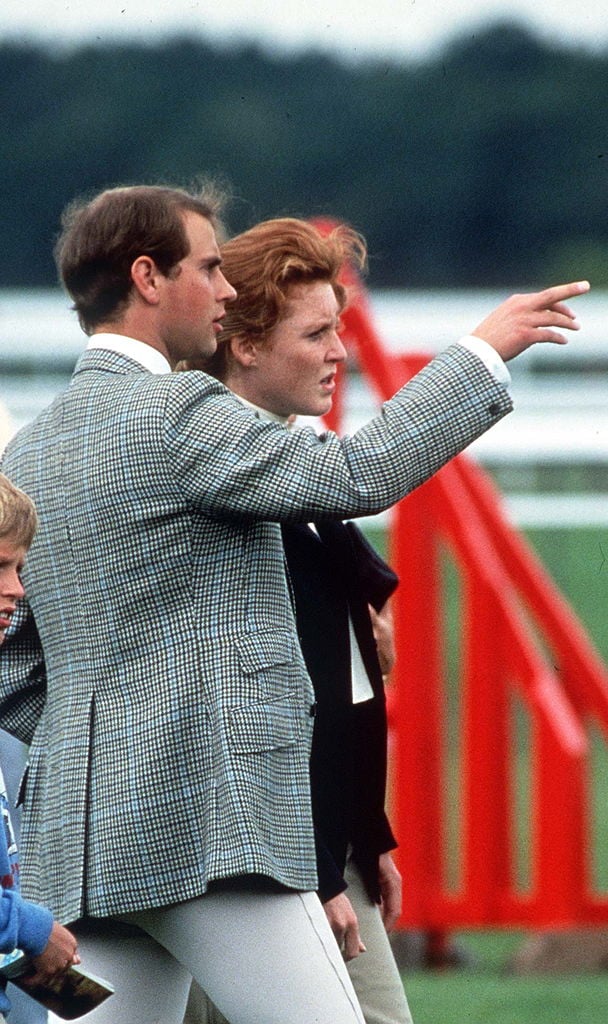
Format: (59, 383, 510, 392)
(230, 334, 260, 367)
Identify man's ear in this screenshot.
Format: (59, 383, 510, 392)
(230, 334, 260, 367)
(130, 255, 162, 304)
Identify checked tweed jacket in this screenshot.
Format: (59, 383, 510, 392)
(0, 344, 511, 924)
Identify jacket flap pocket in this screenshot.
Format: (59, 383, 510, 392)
(229, 691, 302, 753)
(235, 630, 297, 674)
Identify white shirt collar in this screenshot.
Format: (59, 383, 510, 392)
(235, 394, 291, 426)
(85, 333, 171, 375)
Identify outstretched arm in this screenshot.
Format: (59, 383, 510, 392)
(170, 280, 589, 524)
(0, 892, 79, 983)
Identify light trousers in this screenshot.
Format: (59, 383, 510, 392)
(67, 889, 365, 1024)
(184, 856, 413, 1024)
(341, 856, 413, 1024)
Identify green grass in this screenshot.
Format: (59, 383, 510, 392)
(403, 957, 608, 1024)
(526, 526, 608, 665)
(401, 928, 608, 1023)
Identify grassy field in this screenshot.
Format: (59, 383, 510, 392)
(400, 927, 608, 1023)
(366, 522, 608, 1019)
(403, 940, 608, 1024)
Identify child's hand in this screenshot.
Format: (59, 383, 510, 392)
(26, 920, 80, 985)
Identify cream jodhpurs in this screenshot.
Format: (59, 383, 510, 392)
(68, 889, 365, 1024)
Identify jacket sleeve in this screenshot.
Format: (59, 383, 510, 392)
(373, 809, 399, 855)
(344, 521, 398, 611)
(314, 829, 348, 904)
(166, 344, 512, 523)
(0, 889, 53, 956)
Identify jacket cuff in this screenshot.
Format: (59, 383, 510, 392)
(16, 898, 53, 956)
(315, 829, 348, 903)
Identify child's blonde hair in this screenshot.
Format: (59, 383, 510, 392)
(0, 473, 37, 548)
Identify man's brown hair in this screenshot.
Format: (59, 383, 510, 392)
(55, 182, 227, 334)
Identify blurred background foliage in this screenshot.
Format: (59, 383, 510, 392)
(2, 19, 608, 288)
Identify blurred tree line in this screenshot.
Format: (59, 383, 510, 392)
(2, 20, 608, 288)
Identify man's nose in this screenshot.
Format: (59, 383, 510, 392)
(218, 271, 237, 302)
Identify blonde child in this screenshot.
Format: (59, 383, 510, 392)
(0, 473, 79, 1022)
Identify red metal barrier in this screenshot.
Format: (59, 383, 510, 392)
(314, 221, 608, 930)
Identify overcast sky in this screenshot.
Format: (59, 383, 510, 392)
(1, 0, 607, 61)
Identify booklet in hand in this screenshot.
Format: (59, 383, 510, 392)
(0, 951, 114, 1020)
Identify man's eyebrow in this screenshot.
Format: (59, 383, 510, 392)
(200, 255, 223, 269)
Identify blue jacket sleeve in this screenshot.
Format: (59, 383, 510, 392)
(0, 888, 53, 956)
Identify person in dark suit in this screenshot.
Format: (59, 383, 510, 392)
(181, 215, 588, 1024)
(281, 520, 411, 1023)
(0, 187, 587, 1024)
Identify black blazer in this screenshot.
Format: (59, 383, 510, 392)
(281, 520, 398, 904)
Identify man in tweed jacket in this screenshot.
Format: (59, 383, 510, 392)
(0, 184, 589, 1023)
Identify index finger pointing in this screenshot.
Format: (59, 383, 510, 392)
(537, 280, 590, 307)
